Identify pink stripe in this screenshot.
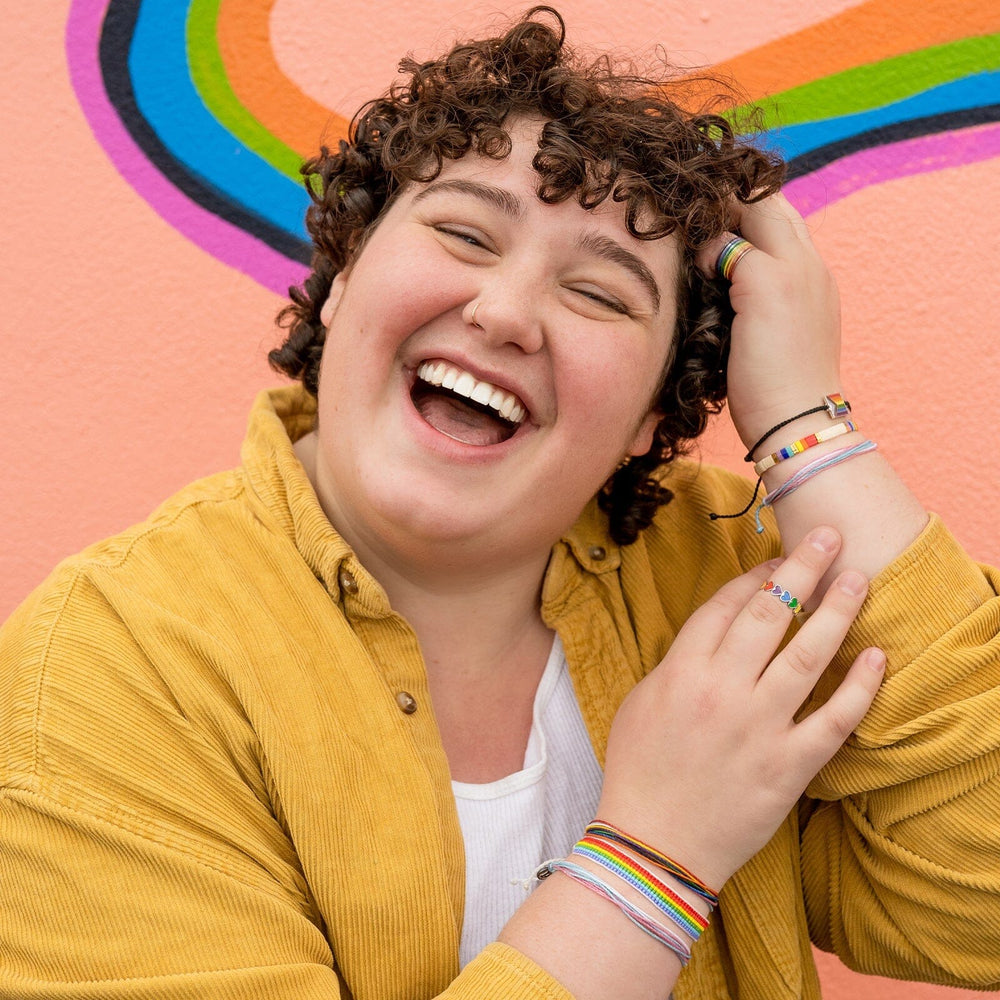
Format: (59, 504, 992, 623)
(64, 0, 996, 285)
(786, 121, 1000, 217)
(64, 0, 306, 296)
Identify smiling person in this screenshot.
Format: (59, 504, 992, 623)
(2, 8, 1000, 1000)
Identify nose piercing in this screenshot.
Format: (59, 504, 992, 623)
(470, 303, 483, 329)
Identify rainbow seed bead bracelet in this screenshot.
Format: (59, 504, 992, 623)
(572, 836, 709, 940)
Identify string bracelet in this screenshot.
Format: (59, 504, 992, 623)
(743, 393, 852, 463)
(585, 820, 719, 906)
(753, 420, 858, 476)
(572, 837, 709, 940)
(536, 859, 692, 965)
(753, 439, 878, 533)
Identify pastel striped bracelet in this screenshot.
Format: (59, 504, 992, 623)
(537, 859, 693, 965)
(573, 836, 709, 940)
(753, 419, 859, 476)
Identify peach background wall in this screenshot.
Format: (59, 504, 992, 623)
(2, 2, 997, 996)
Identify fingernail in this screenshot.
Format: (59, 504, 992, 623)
(866, 648, 886, 673)
(838, 571, 868, 596)
(807, 527, 839, 553)
(764, 558, 783, 571)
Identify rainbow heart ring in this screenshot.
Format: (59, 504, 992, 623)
(716, 236, 754, 281)
(760, 580, 805, 614)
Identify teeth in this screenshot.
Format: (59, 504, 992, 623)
(416, 361, 527, 425)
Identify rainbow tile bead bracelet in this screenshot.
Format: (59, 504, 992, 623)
(753, 419, 858, 476)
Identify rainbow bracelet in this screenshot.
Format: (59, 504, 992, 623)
(573, 837, 709, 940)
(585, 821, 719, 906)
(753, 420, 858, 476)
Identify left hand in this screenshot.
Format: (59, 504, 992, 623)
(697, 192, 843, 452)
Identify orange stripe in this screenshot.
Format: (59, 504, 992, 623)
(710, 0, 1000, 100)
(217, 0, 349, 159)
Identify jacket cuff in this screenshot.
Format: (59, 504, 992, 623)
(835, 513, 993, 672)
(447, 943, 574, 1000)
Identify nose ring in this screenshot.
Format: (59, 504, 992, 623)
(470, 302, 483, 329)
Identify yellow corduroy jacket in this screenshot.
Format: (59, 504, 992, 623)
(2, 386, 999, 1000)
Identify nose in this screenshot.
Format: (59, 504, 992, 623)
(462, 271, 545, 355)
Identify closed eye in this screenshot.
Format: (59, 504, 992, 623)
(435, 225, 490, 251)
(572, 286, 630, 316)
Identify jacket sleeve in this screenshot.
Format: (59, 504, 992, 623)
(799, 514, 1000, 988)
(0, 570, 574, 1000)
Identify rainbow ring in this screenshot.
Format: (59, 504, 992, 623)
(760, 580, 805, 614)
(716, 236, 754, 281)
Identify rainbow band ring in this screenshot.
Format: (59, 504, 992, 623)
(753, 419, 859, 476)
(760, 580, 804, 614)
(716, 237, 754, 281)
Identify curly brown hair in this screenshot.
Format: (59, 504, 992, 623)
(270, 6, 784, 544)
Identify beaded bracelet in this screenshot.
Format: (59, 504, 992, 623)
(753, 420, 858, 476)
(585, 821, 719, 906)
(536, 859, 693, 965)
(572, 836, 709, 940)
(744, 393, 851, 463)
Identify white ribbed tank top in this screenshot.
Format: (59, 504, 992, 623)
(451, 635, 604, 968)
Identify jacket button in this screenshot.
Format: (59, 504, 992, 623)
(588, 545, 607, 561)
(395, 691, 417, 714)
(338, 568, 359, 595)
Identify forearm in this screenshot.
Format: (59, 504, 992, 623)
(497, 861, 688, 1000)
(755, 417, 928, 592)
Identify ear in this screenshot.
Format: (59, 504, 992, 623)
(626, 410, 661, 458)
(319, 270, 349, 329)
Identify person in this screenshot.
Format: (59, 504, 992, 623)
(2, 7, 998, 999)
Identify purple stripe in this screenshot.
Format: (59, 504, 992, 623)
(786, 121, 1000, 217)
(65, 0, 306, 296)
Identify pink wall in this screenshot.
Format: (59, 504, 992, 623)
(2, 3, 997, 996)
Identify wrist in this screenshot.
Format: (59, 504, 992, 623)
(734, 390, 849, 460)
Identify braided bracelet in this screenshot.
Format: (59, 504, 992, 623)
(585, 821, 719, 906)
(744, 393, 851, 463)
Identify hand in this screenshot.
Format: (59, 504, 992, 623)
(597, 526, 885, 890)
(697, 193, 843, 451)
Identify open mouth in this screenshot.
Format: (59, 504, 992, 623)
(410, 360, 527, 446)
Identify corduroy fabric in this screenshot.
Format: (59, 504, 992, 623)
(2, 385, 999, 999)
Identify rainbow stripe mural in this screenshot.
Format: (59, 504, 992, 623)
(66, 0, 1000, 295)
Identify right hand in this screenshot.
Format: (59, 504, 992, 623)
(597, 526, 885, 890)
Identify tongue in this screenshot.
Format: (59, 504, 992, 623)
(415, 393, 510, 446)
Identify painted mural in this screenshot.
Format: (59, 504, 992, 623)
(2, 3, 999, 998)
(68, 0, 1000, 293)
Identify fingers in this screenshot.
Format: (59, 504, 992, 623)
(755, 566, 870, 719)
(694, 193, 819, 282)
(713, 526, 844, 675)
(674, 556, 783, 657)
(791, 645, 885, 774)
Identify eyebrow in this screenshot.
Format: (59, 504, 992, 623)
(411, 179, 525, 219)
(412, 179, 662, 312)
(576, 232, 662, 313)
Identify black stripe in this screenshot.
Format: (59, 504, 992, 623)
(787, 104, 1000, 180)
(99, 0, 311, 267)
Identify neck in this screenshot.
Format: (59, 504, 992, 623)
(295, 431, 555, 678)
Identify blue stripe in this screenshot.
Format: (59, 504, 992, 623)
(764, 70, 1000, 159)
(128, 0, 309, 239)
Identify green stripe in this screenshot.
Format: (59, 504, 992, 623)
(735, 32, 1000, 129)
(186, 0, 305, 183)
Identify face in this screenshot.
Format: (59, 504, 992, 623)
(307, 121, 680, 574)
